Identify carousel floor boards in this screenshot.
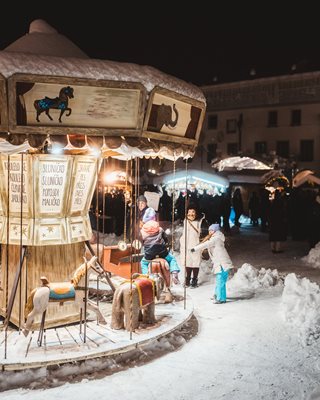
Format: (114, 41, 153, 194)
(0, 290, 193, 391)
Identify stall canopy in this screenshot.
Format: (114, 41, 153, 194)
(0, 20, 206, 160)
(293, 170, 320, 187)
(212, 156, 272, 172)
(153, 168, 229, 194)
(212, 156, 272, 184)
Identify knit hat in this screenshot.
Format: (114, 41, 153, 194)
(137, 195, 147, 203)
(142, 207, 156, 223)
(209, 223, 220, 232)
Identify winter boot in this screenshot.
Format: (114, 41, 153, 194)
(190, 278, 198, 288)
(184, 278, 191, 287)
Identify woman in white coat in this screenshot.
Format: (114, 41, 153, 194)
(191, 223, 234, 303)
(180, 207, 205, 288)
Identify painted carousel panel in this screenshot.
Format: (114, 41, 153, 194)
(0, 154, 33, 219)
(8, 74, 146, 136)
(1, 217, 34, 246)
(67, 215, 92, 243)
(33, 154, 73, 219)
(67, 156, 100, 217)
(33, 218, 68, 246)
(143, 86, 206, 145)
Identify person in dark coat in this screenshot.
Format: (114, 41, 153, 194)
(306, 192, 320, 249)
(259, 187, 270, 232)
(220, 190, 231, 234)
(232, 188, 244, 227)
(268, 190, 288, 253)
(248, 191, 260, 226)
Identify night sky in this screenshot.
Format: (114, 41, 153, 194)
(1, 5, 320, 86)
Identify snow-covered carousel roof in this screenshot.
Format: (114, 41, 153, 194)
(0, 20, 206, 160)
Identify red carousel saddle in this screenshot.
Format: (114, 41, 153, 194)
(132, 276, 155, 306)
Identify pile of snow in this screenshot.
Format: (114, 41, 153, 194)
(281, 273, 320, 346)
(302, 242, 320, 269)
(227, 263, 282, 299)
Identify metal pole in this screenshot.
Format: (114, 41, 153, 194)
(83, 258, 88, 343)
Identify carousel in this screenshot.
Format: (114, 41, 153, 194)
(0, 20, 206, 386)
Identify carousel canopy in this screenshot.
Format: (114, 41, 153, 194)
(0, 20, 206, 160)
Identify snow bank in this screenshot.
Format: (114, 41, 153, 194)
(302, 242, 320, 269)
(281, 273, 320, 346)
(227, 262, 282, 299)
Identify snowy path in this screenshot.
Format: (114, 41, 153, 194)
(2, 280, 319, 400)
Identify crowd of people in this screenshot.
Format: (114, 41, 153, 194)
(89, 184, 320, 304)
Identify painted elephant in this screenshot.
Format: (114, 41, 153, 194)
(148, 103, 179, 132)
(111, 274, 163, 331)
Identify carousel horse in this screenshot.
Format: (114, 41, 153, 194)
(148, 258, 174, 303)
(34, 86, 74, 123)
(22, 255, 107, 337)
(111, 273, 164, 331)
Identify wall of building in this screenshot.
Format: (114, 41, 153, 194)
(201, 72, 320, 175)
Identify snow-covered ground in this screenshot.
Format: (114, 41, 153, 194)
(2, 222, 320, 400)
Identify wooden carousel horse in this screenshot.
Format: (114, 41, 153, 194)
(22, 255, 107, 337)
(111, 273, 164, 331)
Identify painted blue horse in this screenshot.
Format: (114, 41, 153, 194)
(34, 86, 74, 123)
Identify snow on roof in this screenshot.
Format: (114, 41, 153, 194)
(0, 51, 205, 102)
(213, 156, 272, 171)
(0, 20, 205, 102)
(4, 19, 88, 59)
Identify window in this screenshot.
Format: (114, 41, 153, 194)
(300, 140, 313, 161)
(291, 109, 301, 126)
(227, 143, 238, 155)
(267, 111, 278, 127)
(207, 143, 217, 163)
(276, 141, 289, 158)
(208, 114, 218, 129)
(226, 119, 237, 133)
(255, 141, 267, 155)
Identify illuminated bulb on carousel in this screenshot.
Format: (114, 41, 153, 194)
(117, 240, 128, 251)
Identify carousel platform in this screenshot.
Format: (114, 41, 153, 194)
(0, 287, 193, 391)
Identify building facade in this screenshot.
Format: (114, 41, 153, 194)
(191, 71, 320, 176)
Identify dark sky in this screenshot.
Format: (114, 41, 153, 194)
(1, 5, 320, 86)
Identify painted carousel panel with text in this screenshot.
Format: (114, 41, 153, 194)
(0, 154, 33, 218)
(33, 155, 73, 219)
(8, 74, 146, 136)
(68, 156, 100, 216)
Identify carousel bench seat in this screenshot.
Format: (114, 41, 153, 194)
(103, 245, 141, 279)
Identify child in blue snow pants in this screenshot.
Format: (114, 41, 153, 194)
(141, 252, 180, 274)
(215, 267, 229, 302)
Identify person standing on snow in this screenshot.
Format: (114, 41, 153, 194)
(179, 206, 207, 288)
(191, 223, 234, 303)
